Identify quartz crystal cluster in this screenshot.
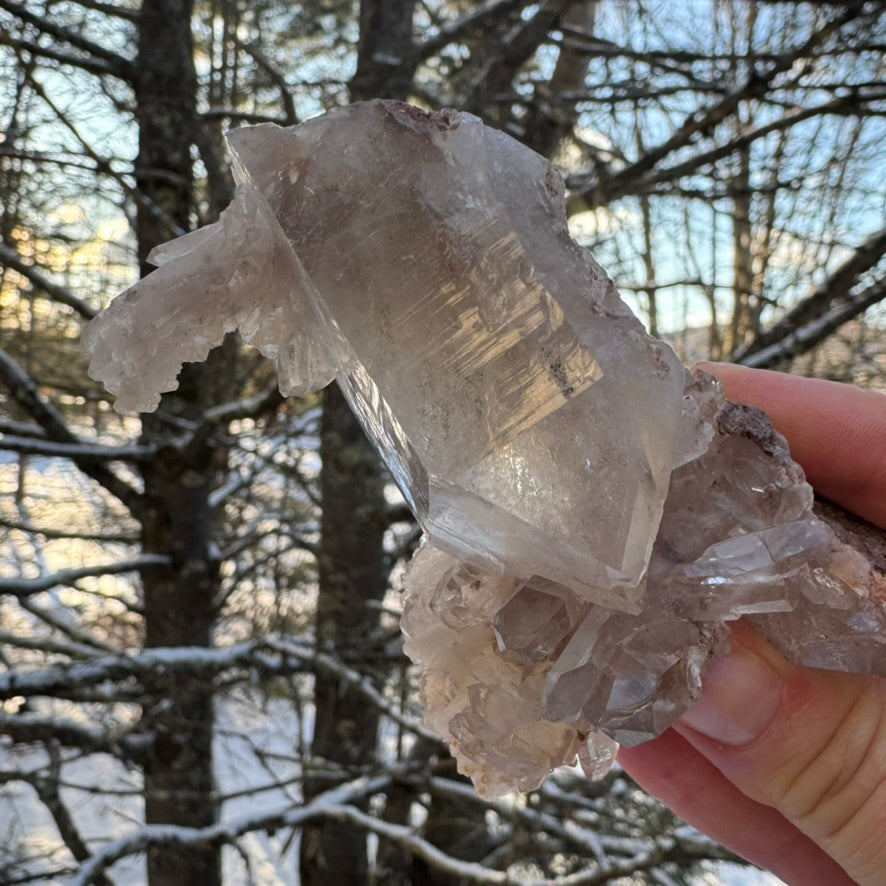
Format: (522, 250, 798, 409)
(83, 100, 886, 797)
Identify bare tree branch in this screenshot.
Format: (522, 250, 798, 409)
(468, 0, 573, 121)
(0, 554, 169, 598)
(0, 711, 150, 763)
(0, 0, 134, 80)
(552, 30, 886, 66)
(198, 385, 285, 433)
(0, 518, 137, 543)
(66, 0, 140, 22)
(0, 242, 97, 319)
(739, 276, 886, 368)
(413, 0, 530, 63)
(22, 73, 188, 244)
(233, 38, 298, 126)
(733, 225, 886, 363)
(574, 0, 873, 204)
(578, 89, 886, 199)
(0, 32, 125, 79)
(0, 433, 155, 461)
(31, 744, 115, 886)
(0, 417, 46, 438)
(518, 1, 599, 157)
(15, 596, 121, 654)
(70, 773, 393, 885)
(307, 644, 441, 745)
(0, 347, 142, 513)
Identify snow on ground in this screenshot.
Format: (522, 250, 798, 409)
(1, 688, 785, 885)
(0, 688, 303, 884)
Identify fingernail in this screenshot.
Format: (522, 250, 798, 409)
(679, 641, 782, 746)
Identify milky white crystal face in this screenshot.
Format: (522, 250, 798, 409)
(83, 101, 886, 797)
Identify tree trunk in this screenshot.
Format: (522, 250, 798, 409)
(133, 2, 223, 883)
(139, 392, 224, 886)
(351, 0, 419, 100)
(521, 1, 598, 158)
(410, 757, 494, 886)
(300, 5, 418, 884)
(728, 142, 754, 356)
(300, 382, 389, 886)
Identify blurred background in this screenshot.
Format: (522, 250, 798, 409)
(1, 1, 883, 883)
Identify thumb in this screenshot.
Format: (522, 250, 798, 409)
(678, 623, 886, 884)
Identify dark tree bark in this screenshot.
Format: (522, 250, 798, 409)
(303, 6, 598, 883)
(300, 383, 390, 886)
(352, 0, 419, 100)
(133, 0, 197, 272)
(728, 142, 755, 356)
(299, 4, 418, 884)
(132, 2, 225, 883)
(409, 758, 494, 886)
(519, 1, 598, 158)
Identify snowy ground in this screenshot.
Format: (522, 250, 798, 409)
(1, 688, 785, 885)
(1, 689, 303, 884)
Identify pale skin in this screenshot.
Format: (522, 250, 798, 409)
(618, 363, 886, 885)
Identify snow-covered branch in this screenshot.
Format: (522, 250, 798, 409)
(741, 276, 886, 369)
(0, 627, 108, 659)
(0, 638, 299, 700)
(67, 767, 736, 885)
(0, 640, 277, 700)
(0, 555, 169, 599)
(71, 773, 394, 885)
(69, 770, 523, 886)
(0, 711, 151, 763)
(424, 774, 744, 871)
(305, 643, 440, 745)
(0, 348, 142, 513)
(0, 637, 434, 754)
(733, 224, 886, 365)
(0, 433, 156, 461)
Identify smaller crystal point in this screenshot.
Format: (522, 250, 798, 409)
(492, 583, 577, 665)
(578, 730, 620, 781)
(429, 565, 494, 631)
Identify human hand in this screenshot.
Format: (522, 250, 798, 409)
(618, 364, 886, 885)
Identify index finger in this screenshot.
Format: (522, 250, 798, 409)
(699, 363, 886, 529)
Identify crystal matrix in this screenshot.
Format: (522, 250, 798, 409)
(83, 101, 886, 797)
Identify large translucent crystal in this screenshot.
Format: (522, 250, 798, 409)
(83, 101, 886, 797)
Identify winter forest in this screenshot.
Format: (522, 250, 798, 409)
(1, 1, 884, 884)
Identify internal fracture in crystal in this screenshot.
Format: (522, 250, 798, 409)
(83, 100, 886, 797)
